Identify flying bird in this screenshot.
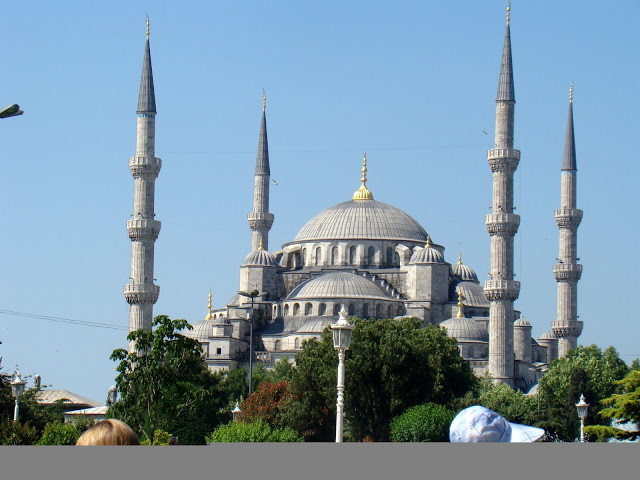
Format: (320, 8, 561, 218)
(272, 179, 278, 185)
(482, 130, 488, 135)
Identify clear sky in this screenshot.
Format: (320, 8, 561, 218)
(1, 1, 638, 404)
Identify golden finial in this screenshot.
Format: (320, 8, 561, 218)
(457, 252, 462, 265)
(352, 153, 374, 200)
(426, 236, 431, 249)
(262, 90, 266, 111)
(569, 83, 573, 103)
(457, 291, 464, 318)
(258, 238, 264, 251)
(146, 16, 150, 37)
(506, 2, 511, 24)
(206, 289, 213, 320)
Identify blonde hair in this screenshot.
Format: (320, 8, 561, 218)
(76, 419, 140, 446)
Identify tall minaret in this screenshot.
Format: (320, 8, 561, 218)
(247, 92, 274, 251)
(124, 18, 161, 351)
(484, 3, 520, 387)
(552, 85, 583, 357)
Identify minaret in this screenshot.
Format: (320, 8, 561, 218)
(248, 92, 274, 251)
(552, 85, 583, 357)
(484, 3, 520, 387)
(124, 18, 161, 351)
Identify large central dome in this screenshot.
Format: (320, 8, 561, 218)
(293, 200, 428, 243)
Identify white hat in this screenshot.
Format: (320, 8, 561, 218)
(449, 405, 545, 442)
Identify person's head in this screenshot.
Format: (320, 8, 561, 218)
(76, 419, 140, 446)
(449, 405, 545, 443)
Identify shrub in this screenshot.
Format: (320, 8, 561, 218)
(391, 403, 455, 442)
(206, 419, 302, 443)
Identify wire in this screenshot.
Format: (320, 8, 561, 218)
(0, 309, 128, 331)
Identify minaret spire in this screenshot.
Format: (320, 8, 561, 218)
(352, 153, 374, 200)
(484, 4, 521, 387)
(248, 92, 274, 251)
(124, 18, 161, 352)
(552, 85, 583, 357)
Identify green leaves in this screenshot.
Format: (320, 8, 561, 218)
(206, 419, 303, 443)
(390, 403, 456, 442)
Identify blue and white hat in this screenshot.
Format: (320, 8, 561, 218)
(449, 405, 545, 442)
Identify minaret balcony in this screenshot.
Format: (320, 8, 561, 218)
(487, 148, 520, 173)
(483, 280, 520, 301)
(554, 208, 583, 228)
(485, 213, 520, 236)
(129, 156, 162, 177)
(553, 263, 582, 281)
(551, 320, 583, 338)
(124, 283, 160, 304)
(127, 219, 161, 241)
(248, 212, 275, 230)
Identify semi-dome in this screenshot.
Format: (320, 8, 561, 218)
(456, 282, 489, 307)
(409, 236, 445, 264)
(451, 254, 478, 282)
(440, 316, 489, 342)
(242, 249, 278, 267)
(182, 320, 211, 342)
(297, 318, 334, 333)
(286, 271, 392, 300)
(292, 200, 428, 243)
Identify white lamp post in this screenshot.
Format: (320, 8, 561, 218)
(238, 289, 262, 395)
(232, 401, 241, 422)
(10, 371, 26, 422)
(575, 393, 589, 443)
(331, 305, 354, 443)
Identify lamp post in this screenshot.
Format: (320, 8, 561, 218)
(10, 371, 26, 422)
(331, 305, 354, 443)
(238, 289, 261, 395)
(0, 104, 23, 118)
(232, 401, 241, 422)
(575, 393, 589, 443)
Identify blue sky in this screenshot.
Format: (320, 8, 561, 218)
(1, 1, 638, 403)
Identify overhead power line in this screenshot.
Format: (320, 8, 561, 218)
(0, 309, 128, 331)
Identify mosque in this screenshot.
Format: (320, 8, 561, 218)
(124, 7, 583, 390)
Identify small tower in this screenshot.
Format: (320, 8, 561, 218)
(248, 92, 274, 251)
(124, 18, 161, 351)
(484, 3, 521, 387)
(552, 85, 583, 356)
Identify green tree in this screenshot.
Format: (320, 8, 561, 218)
(390, 403, 455, 442)
(109, 315, 225, 445)
(37, 420, 84, 445)
(537, 345, 629, 441)
(631, 359, 640, 371)
(471, 376, 538, 425)
(585, 370, 640, 442)
(206, 419, 302, 443)
(0, 417, 39, 445)
(285, 317, 477, 441)
(140, 429, 172, 445)
(265, 358, 294, 383)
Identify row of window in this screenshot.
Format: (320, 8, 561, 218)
(290, 245, 402, 269)
(276, 302, 404, 318)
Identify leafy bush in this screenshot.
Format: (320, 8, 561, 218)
(390, 403, 455, 442)
(206, 419, 302, 443)
(0, 417, 39, 445)
(140, 429, 172, 445)
(37, 420, 81, 445)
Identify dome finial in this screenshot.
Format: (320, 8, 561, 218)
(146, 15, 150, 38)
(206, 289, 213, 320)
(569, 83, 573, 103)
(457, 291, 464, 318)
(352, 153, 374, 200)
(506, 2, 511, 24)
(262, 89, 266, 111)
(457, 252, 462, 265)
(258, 238, 264, 250)
(426, 235, 431, 248)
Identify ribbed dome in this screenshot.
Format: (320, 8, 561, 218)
(409, 246, 445, 264)
(451, 262, 478, 282)
(293, 200, 428, 242)
(242, 249, 278, 267)
(514, 317, 531, 327)
(456, 282, 489, 307)
(440, 317, 489, 342)
(297, 318, 334, 333)
(287, 271, 391, 300)
(182, 320, 211, 342)
(539, 330, 556, 340)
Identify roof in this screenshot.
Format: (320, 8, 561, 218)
(255, 109, 270, 175)
(36, 389, 102, 408)
(286, 271, 394, 301)
(409, 246, 445, 265)
(137, 38, 156, 114)
(64, 406, 109, 416)
(451, 262, 478, 283)
(242, 248, 278, 267)
(562, 100, 577, 171)
(292, 200, 428, 243)
(182, 320, 212, 341)
(440, 316, 489, 342)
(456, 282, 489, 307)
(297, 318, 334, 333)
(496, 23, 515, 102)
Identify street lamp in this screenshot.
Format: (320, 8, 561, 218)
(331, 305, 354, 443)
(575, 393, 589, 443)
(232, 401, 241, 422)
(238, 289, 261, 395)
(10, 371, 26, 422)
(0, 104, 23, 118)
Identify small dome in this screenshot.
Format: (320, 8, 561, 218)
(297, 318, 334, 333)
(456, 282, 489, 307)
(242, 249, 278, 267)
(440, 317, 489, 342)
(451, 262, 478, 282)
(514, 317, 531, 327)
(182, 320, 211, 342)
(409, 246, 445, 264)
(539, 330, 556, 340)
(287, 271, 392, 300)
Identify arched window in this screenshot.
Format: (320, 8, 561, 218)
(284, 304, 290, 316)
(376, 304, 382, 317)
(331, 246, 338, 265)
(315, 247, 322, 265)
(394, 252, 400, 266)
(333, 304, 341, 316)
(294, 338, 300, 349)
(348, 304, 355, 316)
(319, 303, 327, 315)
(305, 303, 312, 315)
(293, 303, 300, 315)
(274, 340, 281, 351)
(367, 246, 375, 266)
(349, 246, 357, 265)
(302, 248, 307, 266)
(388, 305, 393, 317)
(362, 304, 369, 318)
(386, 247, 393, 266)
(397, 305, 403, 316)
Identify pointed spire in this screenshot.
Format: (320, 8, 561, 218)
(206, 289, 213, 320)
(457, 252, 462, 265)
(353, 153, 374, 200)
(496, 4, 515, 102)
(137, 17, 156, 114)
(255, 92, 270, 175)
(457, 291, 464, 318)
(562, 84, 577, 171)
